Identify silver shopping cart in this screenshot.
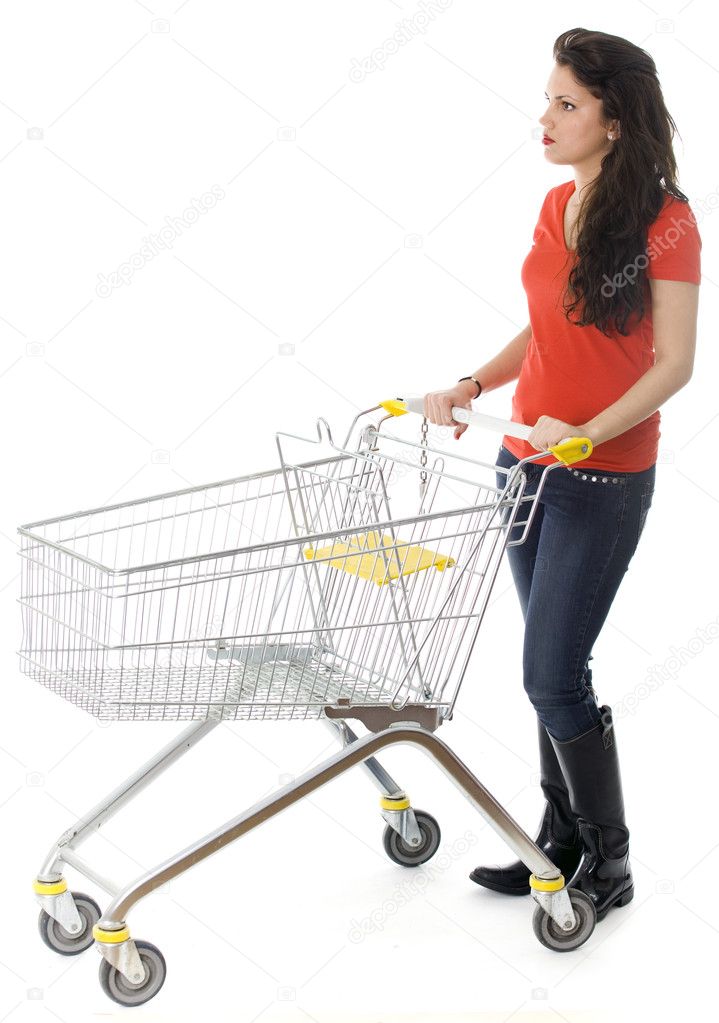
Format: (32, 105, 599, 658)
(19, 398, 596, 1006)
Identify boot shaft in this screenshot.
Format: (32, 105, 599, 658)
(537, 716, 578, 846)
(547, 705, 629, 859)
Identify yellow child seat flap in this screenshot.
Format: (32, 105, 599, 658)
(304, 530, 455, 585)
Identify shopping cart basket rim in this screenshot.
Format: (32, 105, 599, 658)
(17, 452, 356, 535)
(17, 489, 522, 577)
(17, 425, 536, 576)
(16, 450, 364, 577)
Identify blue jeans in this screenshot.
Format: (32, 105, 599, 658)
(495, 444, 656, 741)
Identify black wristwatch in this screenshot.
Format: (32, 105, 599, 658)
(458, 375, 482, 398)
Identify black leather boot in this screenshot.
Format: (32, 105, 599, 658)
(548, 704, 634, 921)
(469, 716, 583, 894)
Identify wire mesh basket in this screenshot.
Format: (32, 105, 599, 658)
(18, 414, 531, 723)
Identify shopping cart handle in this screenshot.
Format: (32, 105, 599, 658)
(379, 397, 593, 466)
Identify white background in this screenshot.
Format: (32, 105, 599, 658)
(1, 1, 718, 1021)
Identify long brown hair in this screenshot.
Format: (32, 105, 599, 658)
(553, 27, 689, 337)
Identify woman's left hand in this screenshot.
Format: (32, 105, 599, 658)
(527, 415, 588, 452)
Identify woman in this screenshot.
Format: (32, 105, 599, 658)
(423, 28, 701, 922)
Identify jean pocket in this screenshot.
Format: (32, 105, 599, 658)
(636, 482, 654, 545)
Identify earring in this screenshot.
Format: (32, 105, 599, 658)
(608, 133, 614, 140)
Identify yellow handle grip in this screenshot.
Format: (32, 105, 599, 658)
(546, 437, 594, 466)
(379, 399, 410, 417)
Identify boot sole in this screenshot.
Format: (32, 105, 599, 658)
(468, 872, 530, 896)
(595, 884, 635, 921)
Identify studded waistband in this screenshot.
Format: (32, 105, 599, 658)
(566, 468, 621, 483)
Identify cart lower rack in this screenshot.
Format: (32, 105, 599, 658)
(19, 400, 596, 1006)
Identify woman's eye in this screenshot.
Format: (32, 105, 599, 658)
(544, 98, 575, 111)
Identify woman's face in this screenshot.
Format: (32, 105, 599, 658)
(539, 63, 618, 166)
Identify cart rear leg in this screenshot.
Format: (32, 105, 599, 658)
(323, 716, 439, 863)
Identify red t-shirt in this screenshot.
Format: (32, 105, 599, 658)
(502, 180, 702, 471)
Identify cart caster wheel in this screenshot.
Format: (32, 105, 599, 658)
(99, 940, 166, 1006)
(383, 810, 441, 866)
(38, 892, 101, 956)
(532, 888, 597, 952)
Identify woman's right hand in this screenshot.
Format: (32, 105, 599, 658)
(422, 382, 477, 440)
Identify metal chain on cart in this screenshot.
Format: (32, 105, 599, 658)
(419, 415, 429, 505)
